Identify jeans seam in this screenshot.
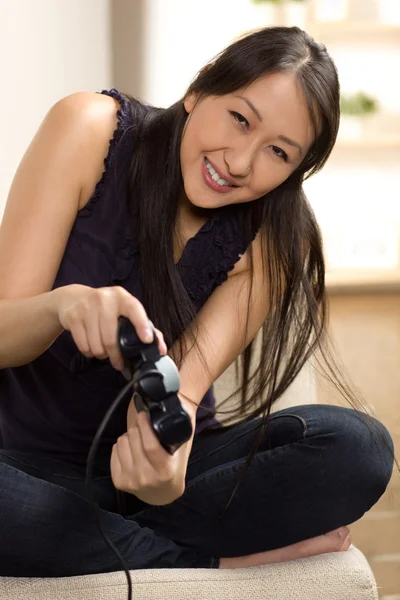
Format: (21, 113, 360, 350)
(185, 440, 302, 491)
(189, 412, 308, 467)
(185, 412, 308, 490)
(189, 419, 262, 466)
(291, 414, 308, 438)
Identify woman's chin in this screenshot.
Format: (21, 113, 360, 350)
(181, 189, 214, 214)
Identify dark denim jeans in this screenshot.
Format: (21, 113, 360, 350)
(0, 404, 394, 577)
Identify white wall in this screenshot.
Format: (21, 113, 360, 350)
(141, 0, 272, 107)
(303, 30, 400, 274)
(0, 0, 112, 215)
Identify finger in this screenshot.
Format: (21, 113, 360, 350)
(110, 443, 122, 484)
(118, 427, 153, 486)
(126, 421, 167, 488)
(70, 320, 94, 357)
(136, 410, 171, 467)
(127, 396, 139, 429)
(85, 312, 107, 359)
(116, 433, 138, 483)
(154, 328, 167, 355)
(120, 295, 154, 344)
(110, 442, 132, 492)
(98, 306, 124, 371)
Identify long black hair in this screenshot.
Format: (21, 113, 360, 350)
(123, 27, 398, 518)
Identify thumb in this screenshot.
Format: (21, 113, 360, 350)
(127, 394, 140, 429)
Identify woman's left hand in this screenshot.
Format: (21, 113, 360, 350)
(110, 396, 195, 506)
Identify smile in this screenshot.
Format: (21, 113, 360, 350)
(202, 158, 236, 193)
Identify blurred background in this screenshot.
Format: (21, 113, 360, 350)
(0, 0, 399, 596)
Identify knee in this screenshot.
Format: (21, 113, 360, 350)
(330, 407, 395, 504)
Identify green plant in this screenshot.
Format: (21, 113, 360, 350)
(340, 91, 379, 116)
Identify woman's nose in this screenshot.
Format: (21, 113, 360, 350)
(224, 149, 254, 178)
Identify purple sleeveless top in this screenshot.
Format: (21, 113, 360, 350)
(0, 89, 259, 463)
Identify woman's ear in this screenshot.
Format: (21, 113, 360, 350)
(183, 92, 198, 114)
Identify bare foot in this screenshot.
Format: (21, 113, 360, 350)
(219, 527, 352, 569)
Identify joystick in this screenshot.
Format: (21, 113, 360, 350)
(117, 317, 192, 454)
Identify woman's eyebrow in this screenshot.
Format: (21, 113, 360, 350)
(278, 135, 303, 155)
(233, 94, 263, 121)
(233, 94, 304, 155)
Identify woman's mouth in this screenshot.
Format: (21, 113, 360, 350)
(202, 157, 236, 193)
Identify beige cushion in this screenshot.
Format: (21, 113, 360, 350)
(0, 546, 378, 600)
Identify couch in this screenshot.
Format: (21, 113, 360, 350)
(0, 545, 378, 600)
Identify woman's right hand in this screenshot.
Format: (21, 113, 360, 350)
(53, 284, 167, 372)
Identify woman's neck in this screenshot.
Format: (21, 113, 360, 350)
(173, 194, 211, 264)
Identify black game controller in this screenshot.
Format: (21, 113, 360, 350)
(117, 316, 193, 455)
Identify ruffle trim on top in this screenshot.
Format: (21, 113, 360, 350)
(178, 208, 257, 303)
(78, 88, 133, 218)
(176, 210, 221, 268)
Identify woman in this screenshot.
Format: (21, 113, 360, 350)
(0, 26, 395, 576)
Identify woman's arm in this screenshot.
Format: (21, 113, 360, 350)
(122, 232, 268, 500)
(0, 92, 121, 367)
(127, 231, 269, 438)
(173, 230, 268, 415)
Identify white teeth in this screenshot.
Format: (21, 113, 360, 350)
(205, 159, 233, 187)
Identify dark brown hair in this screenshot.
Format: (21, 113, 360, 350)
(123, 26, 398, 518)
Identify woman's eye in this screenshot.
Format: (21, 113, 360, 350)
(230, 111, 249, 129)
(270, 146, 288, 162)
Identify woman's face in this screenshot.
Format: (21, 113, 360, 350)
(180, 71, 316, 212)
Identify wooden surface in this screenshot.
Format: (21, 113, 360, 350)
(318, 292, 400, 598)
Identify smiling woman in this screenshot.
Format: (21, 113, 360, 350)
(180, 71, 314, 211)
(0, 24, 396, 585)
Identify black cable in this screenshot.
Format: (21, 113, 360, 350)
(85, 370, 162, 600)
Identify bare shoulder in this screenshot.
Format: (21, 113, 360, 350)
(52, 91, 120, 127)
(46, 91, 120, 143)
(52, 92, 122, 210)
(0, 91, 123, 299)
